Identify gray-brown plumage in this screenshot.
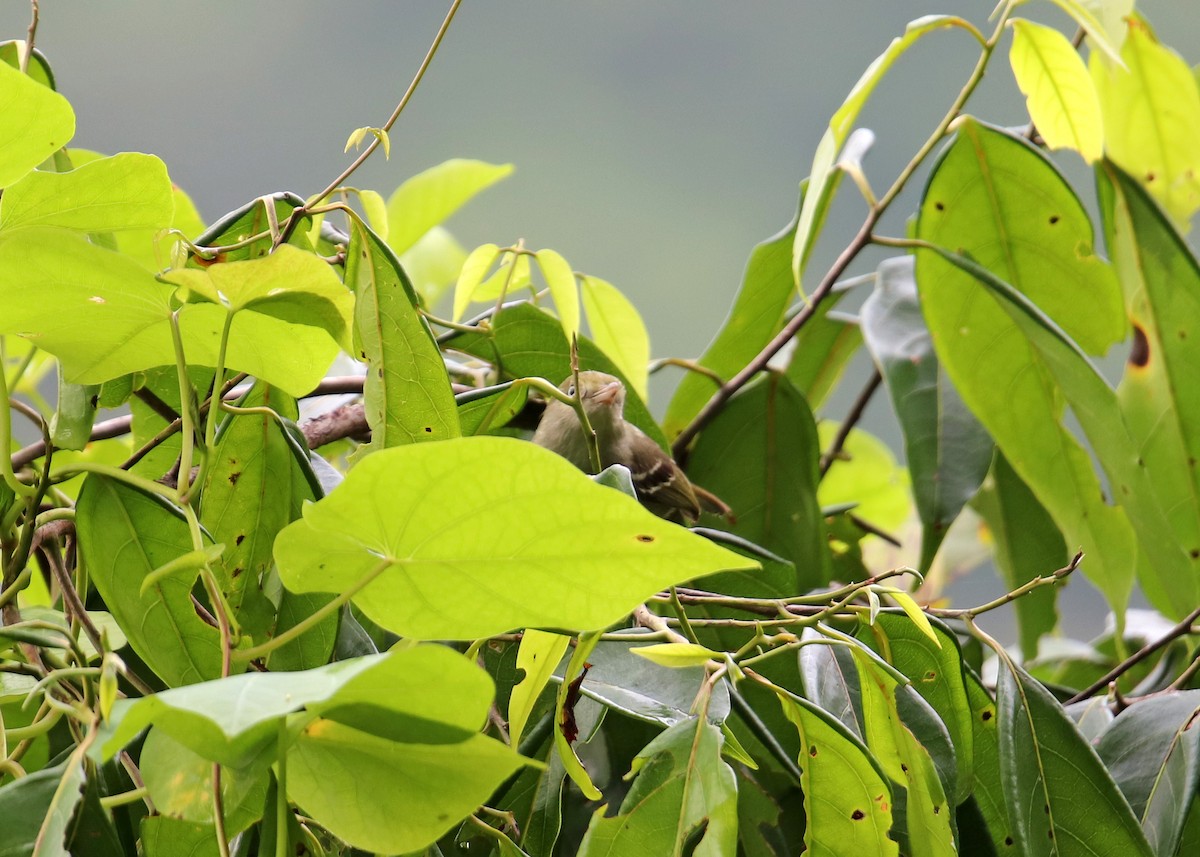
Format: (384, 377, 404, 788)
(532, 371, 732, 524)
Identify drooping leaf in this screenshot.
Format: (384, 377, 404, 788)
(580, 275, 650, 402)
(686, 374, 831, 589)
(344, 218, 460, 450)
(385, 159, 513, 256)
(0, 152, 173, 234)
(798, 630, 864, 738)
(861, 255, 992, 569)
(509, 630, 571, 748)
(274, 437, 755, 640)
(288, 718, 524, 855)
(0, 60, 74, 187)
(996, 659, 1155, 857)
(577, 717, 738, 857)
(1009, 18, 1104, 162)
(776, 689, 899, 857)
(76, 476, 224, 687)
(963, 672, 1012, 856)
(1091, 17, 1200, 226)
(972, 453, 1066, 660)
(1100, 163, 1200, 616)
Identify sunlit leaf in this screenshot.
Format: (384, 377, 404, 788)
(630, 642, 720, 668)
(509, 630, 571, 747)
(535, 248, 580, 343)
(385, 159, 513, 256)
(453, 242, 500, 322)
(580, 275, 650, 401)
(274, 438, 755, 640)
(0, 60, 74, 187)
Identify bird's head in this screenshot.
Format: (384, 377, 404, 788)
(560, 371, 626, 428)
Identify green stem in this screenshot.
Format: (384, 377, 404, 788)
(233, 559, 392, 663)
(168, 311, 197, 502)
(204, 312, 236, 456)
(98, 787, 150, 810)
(49, 462, 175, 501)
(0, 344, 36, 499)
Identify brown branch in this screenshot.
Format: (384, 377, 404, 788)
(819, 367, 883, 477)
(1066, 601, 1200, 704)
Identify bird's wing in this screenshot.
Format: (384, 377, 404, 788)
(625, 431, 702, 523)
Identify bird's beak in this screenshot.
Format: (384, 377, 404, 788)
(591, 381, 623, 406)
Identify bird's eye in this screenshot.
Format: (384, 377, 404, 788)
(566, 384, 575, 397)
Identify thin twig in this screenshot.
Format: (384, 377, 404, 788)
(21, 1, 38, 74)
(819, 367, 883, 477)
(276, 0, 463, 247)
(1066, 601, 1200, 704)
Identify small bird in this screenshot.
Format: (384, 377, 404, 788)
(533, 371, 733, 525)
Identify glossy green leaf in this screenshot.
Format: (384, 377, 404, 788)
(686, 374, 831, 589)
(200, 384, 300, 638)
(862, 255, 992, 569)
(535, 248, 580, 344)
(1101, 163, 1200, 616)
(288, 717, 524, 855)
(1091, 18, 1200, 225)
(915, 119, 1141, 614)
(509, 630, 571, 748)
(972, 454, 1065, 660)
(0, 152, 173, 234)
(1096, 691, 1200, 857)
(776, 690, 899, 857)
(1009, 19, 1103, 163)
(76, 476, 223, 687)
(861, 612, 974, 803)
(853, 649, 956, 856)
(275, 437, 754, 639)
(385, 159, 513, 256)
(447, 302, 667, 448)
(996, 660, 1154, 857)
(793, 15, 974, 287)
(344, 218, 460, 450)
(964, 672, 1013, 856)
(579, 634, 730, 728)
(664, 192, 800, 438)
(0, 60, 74, 188)
(580, 275, 650, 402)
(577, 717, 738, 857)
(926, 243, 1194, 619)
(140, 729, 267, 835)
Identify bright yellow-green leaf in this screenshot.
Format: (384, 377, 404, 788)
(1010, 19, 1103, 162)
(535, 248, 580, 343)
(1080, 0, 1135, 50)
(358, 189, 388, 240)
(472, 251, 532, 303)
(872, 587, 941, 649)
(274, 437, 756, 640)
(344, 126, 389, 159)
(554, 631, 603, 800)
(1091, 18, 1200, 225)
(399, 225, 467, 305)
(630, 642, 721, 668)
(453, 243, 500, 322)
(818, 424, 912, 534)
(0, 60, 74, 187)
(581, 276, 650, 401)
(386, 159, 514, 256)
(0, 152, 174, 233)
(509, 630, 571, 747)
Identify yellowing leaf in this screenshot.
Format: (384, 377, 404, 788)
(509, 630, 571, 747)
(630, 642, 721, 668)
(873, 587, 941, 648)
(1010, 19, 1103, 162)
(1091, 18, 1200, 225)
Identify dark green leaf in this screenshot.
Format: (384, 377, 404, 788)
(456, 381, 529, 435)
(686, 374, 831, 589)
(76, 476, 224, 688)
(996, 659, 1154, 856)
(783, 300, 862, 412)
(861, 256, 992, 569)
(138, 817, 219, 857)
